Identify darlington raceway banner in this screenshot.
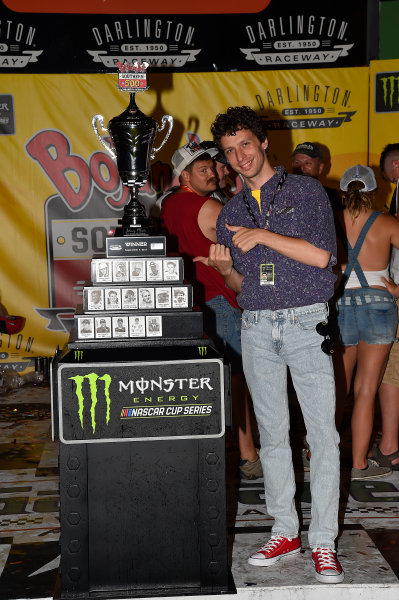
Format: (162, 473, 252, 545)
(0, 0, 373, 73)
(369, 58, 399, 212)
(0, 67, 369, 369)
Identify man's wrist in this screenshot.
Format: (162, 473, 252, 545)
(222, 267, 233, 279)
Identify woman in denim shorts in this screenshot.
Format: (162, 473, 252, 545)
(334, 165, 399, 480)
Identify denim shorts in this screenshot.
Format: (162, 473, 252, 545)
(203, 295, 243, 374)
(335, 288, 398, 346)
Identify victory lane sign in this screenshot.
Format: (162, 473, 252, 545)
(58, 359, 225, 443)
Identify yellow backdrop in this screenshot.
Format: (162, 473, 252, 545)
(0, 66, 379, 368)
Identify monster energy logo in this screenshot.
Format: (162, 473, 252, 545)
(381, 76, 399, 109)
(198, 346, 207, 356)
(376, 72, 399, 113)
(69, 373, 112, 433)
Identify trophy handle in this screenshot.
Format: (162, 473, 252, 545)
(92, 114, 117, 160)
(150, 115, 174, 159)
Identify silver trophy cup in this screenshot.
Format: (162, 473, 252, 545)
(92, 92, 173, 235)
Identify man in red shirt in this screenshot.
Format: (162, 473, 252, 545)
(161, 141, 261, 479)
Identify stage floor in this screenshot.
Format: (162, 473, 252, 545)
(0, 382, 398, 599)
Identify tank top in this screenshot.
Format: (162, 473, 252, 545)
(344, 267, 389, 288)
(161, 190, 239, 309)
(335, 211, 388, 290)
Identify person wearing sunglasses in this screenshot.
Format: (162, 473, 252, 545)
(333, 165, 399, 481)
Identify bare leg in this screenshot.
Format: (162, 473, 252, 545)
(377, 382, 399, 466)
(351, 341, 392, 469)
(333, 343, 358, 430)
(232, 373, 258, 462)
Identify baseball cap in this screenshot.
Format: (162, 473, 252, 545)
(172, 141, 218, 176)
(292, 142, 323, 160)
(201, 140, 228, 165)
(214, 152, 228, 165)
(340, 165, 377, 192)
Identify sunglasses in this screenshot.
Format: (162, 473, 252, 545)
(316, 320, 334, 355)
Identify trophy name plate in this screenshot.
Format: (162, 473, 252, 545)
(106, 236, 166, 257)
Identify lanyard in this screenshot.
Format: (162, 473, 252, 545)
(180, 185, 196, 194)
(242, 169, 288, 263)
(242, 169, 288, 230)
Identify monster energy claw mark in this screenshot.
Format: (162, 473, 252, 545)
(69, 373, 112, 433)
(380, 75, 399, 109)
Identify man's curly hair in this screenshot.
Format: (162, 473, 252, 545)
(211, 106, 268, 151)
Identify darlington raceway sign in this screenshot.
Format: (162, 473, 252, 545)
(0, 0, 373, 72)
(57, 359, 225, 443)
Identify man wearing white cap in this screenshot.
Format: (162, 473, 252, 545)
(153, 141, 218, 217)
(161, 141, 262, 479)
(162, 141, 220, 242)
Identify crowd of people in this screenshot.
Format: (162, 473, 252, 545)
(157, 106, 399, 585)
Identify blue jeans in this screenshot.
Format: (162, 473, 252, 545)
(204, 295, 243, 374)
(241, 303, 340, 548)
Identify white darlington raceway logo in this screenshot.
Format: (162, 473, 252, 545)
(87, 18, 200, 69)
(0, 20, 42, 68)
(241, 14, 353, 67)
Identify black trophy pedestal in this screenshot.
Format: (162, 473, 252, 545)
(51, 342, 232, 599)
(83, 73, 229, 598)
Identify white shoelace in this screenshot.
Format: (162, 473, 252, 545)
(260, 536, 291, 554)
(313, 547, 338, 570)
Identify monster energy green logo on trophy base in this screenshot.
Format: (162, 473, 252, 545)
(59, 361, 224, 443)
(69, 373, 112, 433)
